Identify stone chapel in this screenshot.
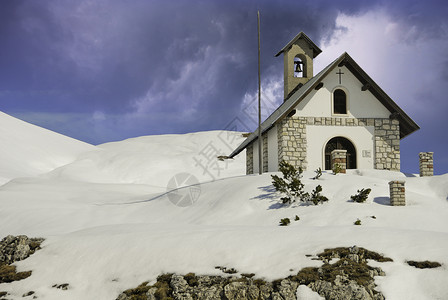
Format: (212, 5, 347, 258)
(229, 32, 419, 173)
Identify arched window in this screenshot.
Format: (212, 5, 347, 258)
(324, 137, 357, 170)
(293, 56, 304, 78)
(333, 89, 347, 114)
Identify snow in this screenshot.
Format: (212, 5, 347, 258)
(296, 285, 324, 299)
(0, 112, 447, 300)
(0, 112, 95, 185)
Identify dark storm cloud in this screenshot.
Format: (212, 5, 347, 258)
(0, 0, 366, 114)
(0, 0, 447, 160)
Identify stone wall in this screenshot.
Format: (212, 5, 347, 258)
(246, 144, 253, 175)
(419, 152, 434, 177)
(245, 116, 401, 174)
(277, 116, 308, 170)
(263, 134, 268, 172)
(374, 119, 400, 171)
(389, 181, 405, 206)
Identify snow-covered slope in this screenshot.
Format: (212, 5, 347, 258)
(0, 129, 447, 300)
(0, 112, 96, 185)
(46, 130, 246, 185)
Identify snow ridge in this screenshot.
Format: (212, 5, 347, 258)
(0, 112, 95, 185)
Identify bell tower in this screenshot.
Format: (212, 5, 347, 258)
(275, 32, 322, 99)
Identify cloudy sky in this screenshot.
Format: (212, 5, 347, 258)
(1, 0, 447, 174)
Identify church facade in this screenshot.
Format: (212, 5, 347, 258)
(229, 32, 419, 173)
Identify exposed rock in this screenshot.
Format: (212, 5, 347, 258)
(145, 288, 157, 300)
(194, 276, 225, 299)
(215, 266, 238, 274)
(273, 279, 299, 299)
(0, 235, 44, 286)
(115, 247, 394, 300)
(170, 275, 194, 300)
(259, 283, 273, 300)
(0, 235, 44, 265)
(52, 283, 69, 290)
(406, 260, 442, 269)
(224, 281, 256, 300)
(310, 277, 372, 300)
(22, 291, 35, 297)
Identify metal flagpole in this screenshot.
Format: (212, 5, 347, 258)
(257, 11, 262, 175)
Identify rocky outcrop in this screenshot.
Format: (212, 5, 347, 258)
(309, 276, 383, 300)
(406, 260, 441, 269)
(116, 246, 392, 300)
(0, 235, 44, 287)
(0, 235, 44, 265)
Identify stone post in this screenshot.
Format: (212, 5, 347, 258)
(389, 181, 405, 206)
(331, 149, 347, 174)
(419, 152, 434, 177)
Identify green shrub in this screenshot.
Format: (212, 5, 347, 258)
(271, 161, 307, 204)
(310, 185, 329, 205)
(351, 188, 372, 203)
(332, 163, 342, 175)
(312, 168, 322, 180)
(354, 219, 361, 225)
(271, 161, 328, 205)
(279, 218, 291, 226)
(294, 215, 300, 221)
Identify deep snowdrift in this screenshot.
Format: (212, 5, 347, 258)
(45, 130, 246, 185)
(0, 121, 447, 300)
(0, 112, 95, 185)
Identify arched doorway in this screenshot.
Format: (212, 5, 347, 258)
(324, 137, 357, 170)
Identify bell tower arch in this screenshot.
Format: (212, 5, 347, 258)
(275, 32, 322, 100)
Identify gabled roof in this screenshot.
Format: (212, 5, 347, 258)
(229, 52, 420, 158)
(274, 32, 322, 58)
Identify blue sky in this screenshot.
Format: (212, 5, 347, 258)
(1, 0, 447, 174)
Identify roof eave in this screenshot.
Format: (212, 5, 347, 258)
(229, 52, 420, 157)
(228, 55, 345, 158)
(342, 53, 420, 138)
(274, 32, 322, 58)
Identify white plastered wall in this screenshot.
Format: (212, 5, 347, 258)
(294, 66, 391, 119)
(267, 126, 278, 172)
(306, 125, 375, 170)
(250, 128, 278, 174)
(289, 65, 392, 170)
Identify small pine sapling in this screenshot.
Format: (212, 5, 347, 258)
(279, 218, 291, 226)
(294, 215, 300, 221)
(271, 161, 329, 206)
(309, 185, 329, 205)
(354, 219, 361, 225)
(350, 188, 372, 203)
(271, 161, 307, 204)
(312, 168, 322, 180)
(332, 163, 342, 175)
